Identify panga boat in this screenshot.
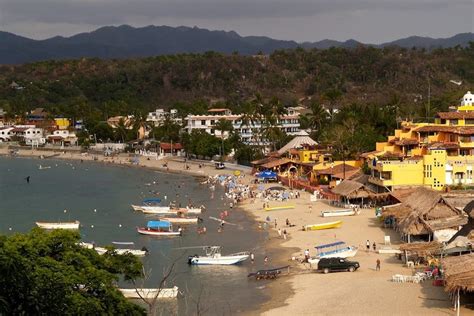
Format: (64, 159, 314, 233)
(78, 242, 148, 257)
(321, 209, 355, 217)
(264, 205, 295, 211)
(314, 241, 358, 259)
(304, 220, 342, 231)
(137, 220, 182, 237)
(131, 205, 170, 213)
(119, 286, 179, 299)
(160, 216, 200, 224)
(36, 221, 80, 230)
(188, 246, 249, 265)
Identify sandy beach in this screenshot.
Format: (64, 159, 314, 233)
(0, 146, 462, 315)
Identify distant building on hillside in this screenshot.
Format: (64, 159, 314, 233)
(185, 107, 301, 145)
(27, 108, 48, 122)
(146, 108, 181, 126)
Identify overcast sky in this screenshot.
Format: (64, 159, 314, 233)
(0, 0, 473, 43)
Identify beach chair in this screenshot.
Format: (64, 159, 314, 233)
(384, 236, 391, 246)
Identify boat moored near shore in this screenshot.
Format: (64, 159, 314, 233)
(137, 220, 182, 237)
(36, 220, 80, 230)
(188, 246, 249, 265)
(119, 286, 179, 300)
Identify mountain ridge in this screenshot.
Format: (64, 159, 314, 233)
(0, 25, 472, 64)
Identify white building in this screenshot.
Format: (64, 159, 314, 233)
(12, 125, 45, 145)
(47, 130, 78, 146)
(0, 127, 14, 141)
(185, 108, 301, 145)
(146, 108, 181, 126)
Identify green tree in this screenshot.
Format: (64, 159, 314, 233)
(0, 229, 145, 315)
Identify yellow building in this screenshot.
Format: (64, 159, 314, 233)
(54, 118, 70, 130)
(367, 91, 474, 191)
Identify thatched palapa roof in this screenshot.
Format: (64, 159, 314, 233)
(398, 241, 443, 256)
(385, 187, 467, 235)
(442, 253, 474, 292)
(331, 179, 374, 199)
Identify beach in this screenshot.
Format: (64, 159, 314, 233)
(0, 146, 462, 315)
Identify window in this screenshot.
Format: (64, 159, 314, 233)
(210, 129, 215, 134)
(466, 119, 474, 125)
(201, 120, 206, 126)
(450, 119, 458, 126)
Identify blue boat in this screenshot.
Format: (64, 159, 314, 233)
(314, 241, 358, 259)
(147, 220, 171, 229)
(143, 198, 161, 205)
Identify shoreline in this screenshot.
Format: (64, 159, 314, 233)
(0, 146, 460, 315)
(0, 146, 298, 313)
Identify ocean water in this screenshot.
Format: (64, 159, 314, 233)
(0, 156, 273, 315)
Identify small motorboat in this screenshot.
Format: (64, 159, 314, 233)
(188, 246, 249, 265)
(95, 247, 148, 257)
(248, 266, 290, 280)
(36, 221, 80, 230)
(137, 220, 182, 237)
(160, 216, 200, 224)
(131, 205, 171, 213)
(314, 241, 358, 259)
(78, 242, 148, 257)
(304, 220, 342, 231)
(119, 286, 179, 300)
(321, 209, 355, 217)
(264, 205, 295, 211)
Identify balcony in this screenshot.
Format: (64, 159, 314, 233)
(368, 176, 393, 187)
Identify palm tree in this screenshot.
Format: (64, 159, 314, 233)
(213, 118, 234, 158)
(115, 117, 129, 144)
(306, 102, 329, 134)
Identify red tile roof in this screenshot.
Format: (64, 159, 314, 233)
(415, 125, 474, 135)
(160, 143, 183, 150)
(436, 112, 474, 119)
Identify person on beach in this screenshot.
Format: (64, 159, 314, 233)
(366, 240, 370, 251)
(250, 252, 255, 264)
(373, 242, 377, 252)
(274, 219, 277, 228)
(264, 256, 269, 265)
(286, 218, 290, 226)
(278, 228, 282, 238)
(304, 249, 310, 263)
(25, 176, 30, 183)
(283, 229, 287, 240)
(376, 259, 381, 271)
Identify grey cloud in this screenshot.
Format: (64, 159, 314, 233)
(2, 0, 471, 25)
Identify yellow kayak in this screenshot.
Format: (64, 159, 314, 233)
(264, 205, 295, 211)
(304, 220, 342, 231)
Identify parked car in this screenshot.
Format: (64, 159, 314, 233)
(215, 162, 225, 169)
(317, 257, 360, 274)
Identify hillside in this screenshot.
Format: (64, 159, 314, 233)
(0, 25, 472, 64)
(0, 45, 472, 120)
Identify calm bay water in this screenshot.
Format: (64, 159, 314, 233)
(0, 156, 272, 315)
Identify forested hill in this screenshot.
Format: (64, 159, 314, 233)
(0, 24, 473, 64)
(0, 45, 473, 123)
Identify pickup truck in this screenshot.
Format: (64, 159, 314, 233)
(317, 257, 360, 274)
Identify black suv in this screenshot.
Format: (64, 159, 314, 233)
(317, 257, 360, 274)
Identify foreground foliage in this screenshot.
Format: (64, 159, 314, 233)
(0, 229, 145, 315)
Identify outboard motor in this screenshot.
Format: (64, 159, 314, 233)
(188, 255, 198, 265)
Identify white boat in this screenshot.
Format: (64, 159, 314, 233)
(314, 241, 358, 259)
(78, 243, 148, 256)
(36, 221, 80, 230)
(38, 165, 51, 170)
(321, 209, 356, 217)
(137, 220, 182, 237)
(119, 286, 179, 299)
(188, 246, 249, 265)
(131, 205, 170, 213)
(160, 217, 199, 224)
(132, 205, 202, 215)
(95, 247, 148, 257)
